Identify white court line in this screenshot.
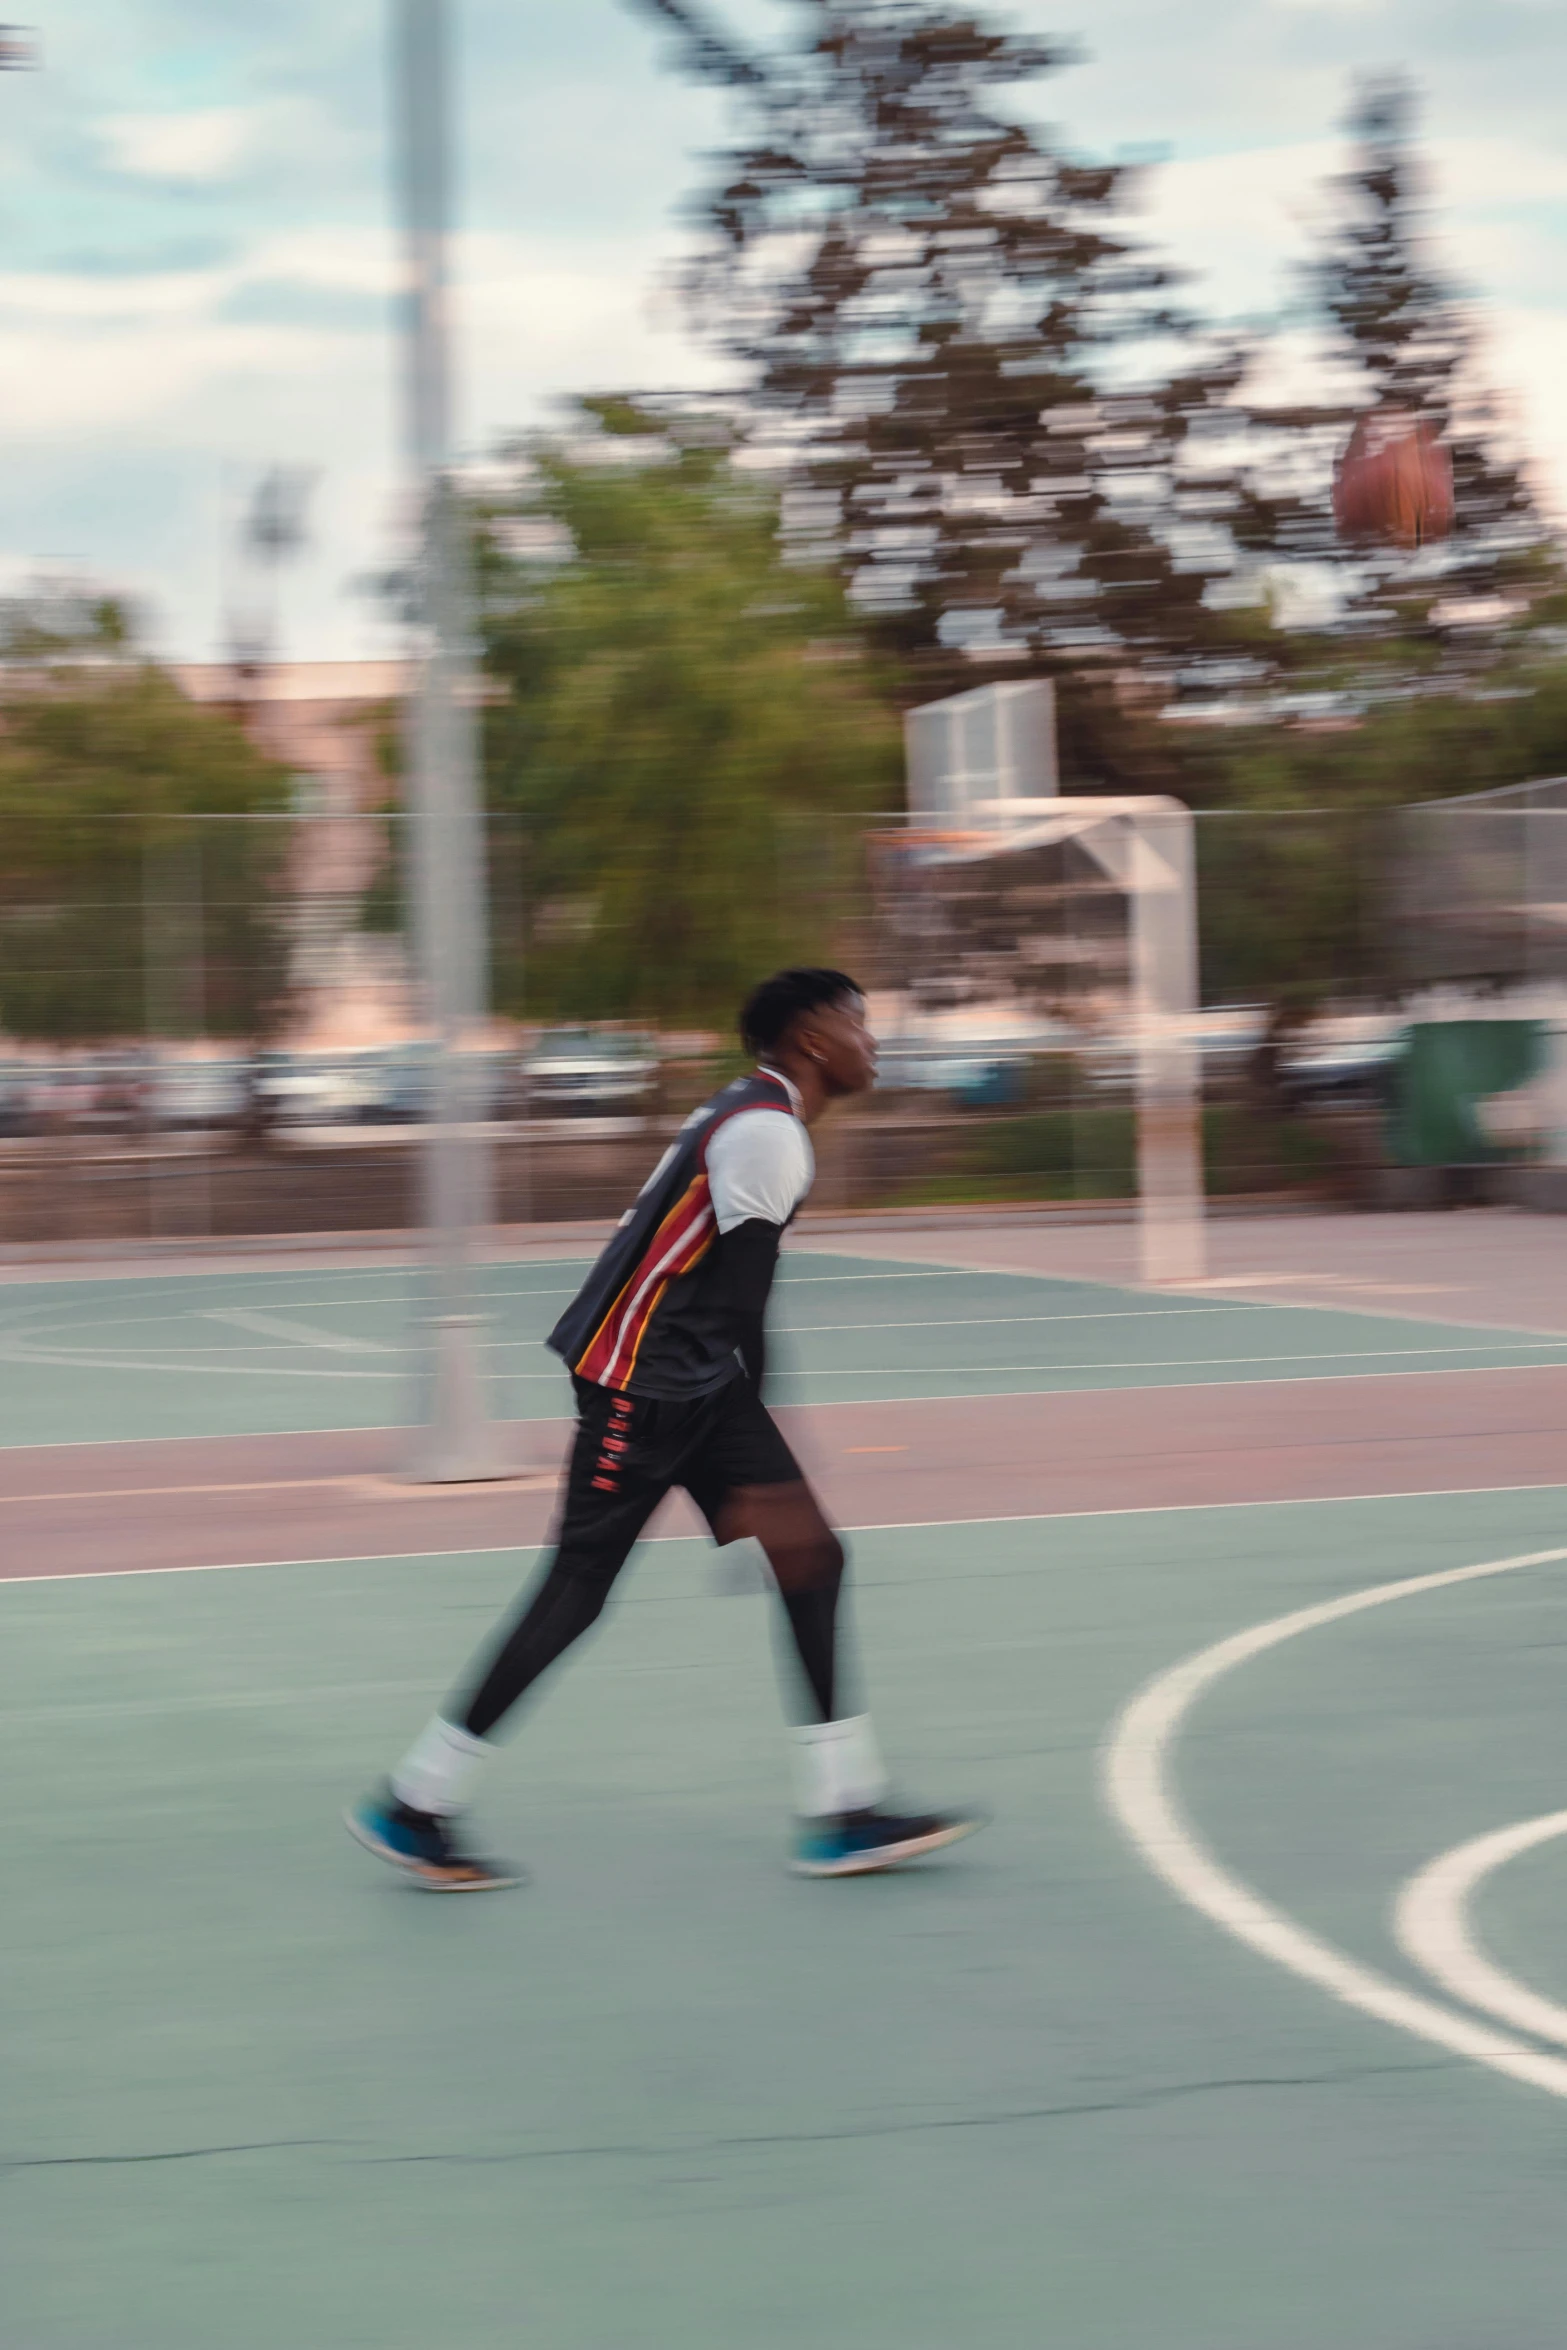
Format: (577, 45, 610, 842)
(772, 1307, 1253, 1334)
(775, 1339, 1567, 1376)
(1, 1300, 1259, 1348)
(19, 1268, 1567, 1367)
(0, 1300, 1247, 1363)
(1104, 1546, 1567, 2104)
(0, 1304, 1258, 1360)
(5, 1345, 1567, 1419)
(10, 1336, 1567, 1385)
(0, 1345, 404, 1380)
(22, 1249, 1567, 1347)
(204, 1308, 399, 1357)
(800, 1237, 1567, 1348)
(1395, 1813, 1567, 2048)
(0, 1471, 1562, 1524)
(0, 1306, 1259, 1363)
(1, 1485, 1565, 1588)
(16, 1306, 1567, 1385)
(0, 1288, 1261, 1372)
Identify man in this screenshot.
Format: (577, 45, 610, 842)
(348, 967, 983, 1889)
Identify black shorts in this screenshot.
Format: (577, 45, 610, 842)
(555, 1372, 805, 1584)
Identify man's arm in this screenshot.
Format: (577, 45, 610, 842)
(713, 1215, 784, 1390)
(706, 1104, 813, 1392)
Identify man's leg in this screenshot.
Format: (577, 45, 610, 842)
(718, 1477, 846, 1721)
(694, 1381, 986, 1873)
(348, 1384, 675, 1886)
(691, 1389, 887, 1818)
(721, 1481, 894, 1824)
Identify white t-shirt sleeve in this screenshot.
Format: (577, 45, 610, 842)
(706, 1109, 814, 1235)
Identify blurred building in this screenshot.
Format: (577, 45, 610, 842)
(171, 660, 413, 1045)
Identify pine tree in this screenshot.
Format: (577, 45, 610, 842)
(1294, 77, 1555, 643)
(638, 0, 1263, 787)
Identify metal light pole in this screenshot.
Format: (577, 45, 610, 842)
(394, 0, 512, 1479)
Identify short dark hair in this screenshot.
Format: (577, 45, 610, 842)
(740, 967, 862, 1056)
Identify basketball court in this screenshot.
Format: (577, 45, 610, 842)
(8, 1208, 1567, 2348)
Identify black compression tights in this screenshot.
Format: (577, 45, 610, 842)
(459, 1528, 847, 1741)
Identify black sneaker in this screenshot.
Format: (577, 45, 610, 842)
(792, 1805, 987, 1877)
(345, 1787, 526, 1891)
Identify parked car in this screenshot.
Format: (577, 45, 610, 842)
(1079, 1010, 1267, 1096)
(0, 1061, 30, 1135)
(145, 1055, 250, 1130)
(353, 1046, 434, 1125)
(356, 1045, 519, 1125)
(875, 1025, 1072, 1110)
(251, 1051, 383, 1128)
(1279, 1015, 1403, 1108)
(523, 1029, 659, 1116)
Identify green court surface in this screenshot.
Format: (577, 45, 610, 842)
(11, 1487, 1567, 2349)
(2, 1250, 1565, 1445)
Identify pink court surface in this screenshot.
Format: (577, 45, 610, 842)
(8, 1204, 1567, 2348)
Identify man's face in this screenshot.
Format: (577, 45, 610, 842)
(806, 992, 878, 1099)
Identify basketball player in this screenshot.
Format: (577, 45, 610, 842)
(348, 968, 984, 1888)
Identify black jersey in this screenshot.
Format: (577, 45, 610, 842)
(546, 1070, 803, 1400)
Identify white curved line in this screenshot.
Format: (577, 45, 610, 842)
(1103, 1545, 1567, 2101)
(1395, 1811, 1567, 2047)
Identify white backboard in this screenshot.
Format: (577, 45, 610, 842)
(904, 680, 1057, 830)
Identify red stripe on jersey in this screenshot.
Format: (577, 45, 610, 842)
(575, 1176, 716, 1388)
(614, 1190, 716, 1386)
(573, 1176, 703, 1382)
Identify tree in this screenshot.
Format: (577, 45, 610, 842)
(638, 0, 1266, 787)
(1316, 81, 1549, 613)
(1187, 83, 1567, 999)
(0, 619, 292, 1040)
(476, 405, 899, 1025)
(1236, 77, 1561, 675)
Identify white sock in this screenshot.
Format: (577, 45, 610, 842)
(390, 1717, 492, 1817)
(788, 1715, 888, 1819)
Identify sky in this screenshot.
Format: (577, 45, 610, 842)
(3, 0, 1565, 663)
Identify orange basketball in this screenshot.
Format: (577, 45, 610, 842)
(1333, 408, 1455, 550)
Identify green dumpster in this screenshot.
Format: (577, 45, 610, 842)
(1387, 1018, 1547, 1167)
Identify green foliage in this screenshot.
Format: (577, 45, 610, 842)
(0, 665, 292, 1040)
(477, 413, 900, 1025)
(1195, 810, 1381, 1004)
(0, 585, 136, 660)
(1187, 639, 1567, 999)
(890, 1100, 1334, 1204)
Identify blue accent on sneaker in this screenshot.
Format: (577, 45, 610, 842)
(351, 1798, 431, 1863)
(344, 1788, 525, 1891)
(792, 1806, 986, 1878)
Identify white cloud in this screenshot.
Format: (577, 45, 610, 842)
(0, 219, 732, 658)
(1131, 142, 1339, 315)
(1475, 306, 1567, 526)
(0, 264, 230, 322)
(95, 106, 262, 184)
(1137, 132, 1567, 321)
(12, 5, 1567, 661)
(1432, 138, 1567, 212)
(245, 229, 397, 297)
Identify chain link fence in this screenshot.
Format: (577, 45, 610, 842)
(0, 803, 1430, 1245)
